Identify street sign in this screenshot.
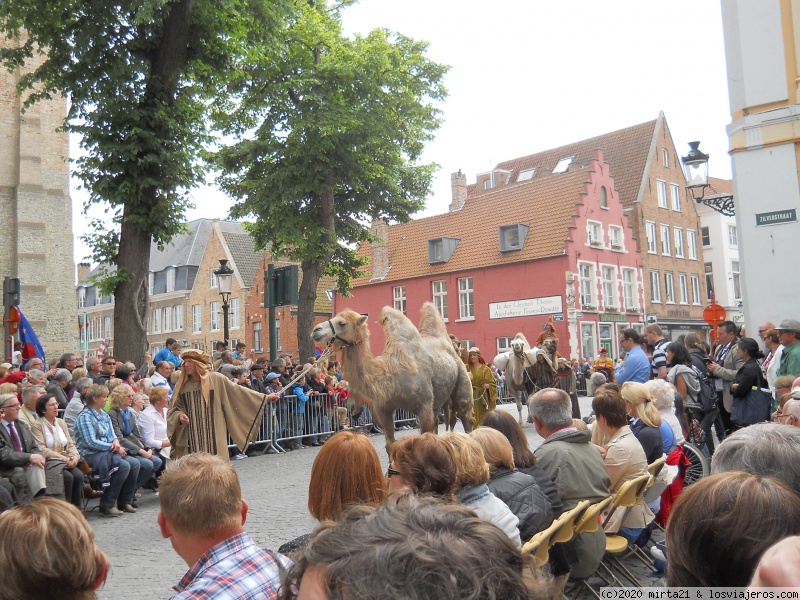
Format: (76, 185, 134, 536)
(647, 315, 658, 324)
(703, 303, 726, 327)
(755, 209, 797, 227)
(552, 314, 564, 322)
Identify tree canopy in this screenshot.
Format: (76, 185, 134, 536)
(0, 0, 286, 359)
(216, 0, 448, 359)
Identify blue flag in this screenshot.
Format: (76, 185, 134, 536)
(18, 308, 45, 368)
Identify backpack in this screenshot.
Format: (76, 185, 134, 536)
(687, 359, 717, 414)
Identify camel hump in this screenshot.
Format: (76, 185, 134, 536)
(418, 302, 449, 339)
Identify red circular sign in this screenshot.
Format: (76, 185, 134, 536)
(703, 303, 726, 327)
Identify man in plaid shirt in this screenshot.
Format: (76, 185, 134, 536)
(159, 453, 290, 599)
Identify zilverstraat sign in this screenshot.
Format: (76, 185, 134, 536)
(489, 296, 563, 319)
(755, 209, 797, 227)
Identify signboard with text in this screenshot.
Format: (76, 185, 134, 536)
(755, 209, 797, 227)
(489, 296, 563, 320)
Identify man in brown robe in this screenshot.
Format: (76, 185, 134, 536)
(167, 350, 279, 463)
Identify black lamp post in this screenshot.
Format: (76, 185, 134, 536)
(214, 259, 235, 345)
(681, 141, 736, 216)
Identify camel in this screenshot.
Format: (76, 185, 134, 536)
(441, 334, 471, 431)
(493, 333, 540, 425)
(311, 302, 474, 454)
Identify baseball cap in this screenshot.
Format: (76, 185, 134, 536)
(266, 372, 281, 381)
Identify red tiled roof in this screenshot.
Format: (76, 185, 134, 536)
(353, 164, 604, 286)
(471, 118, 658, 207)
(707, 176, 733, 195)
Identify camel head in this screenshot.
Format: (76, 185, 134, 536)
(311, 310, 369, 351)
(510, 337, 526, 356)
(543, 338, 558, 355)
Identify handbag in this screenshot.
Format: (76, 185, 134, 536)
(731, 386, 772, 426)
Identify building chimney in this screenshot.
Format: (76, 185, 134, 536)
(369, 218, 389, 279)
(76, 262, 91, 284)
(450, 170, 467, 212)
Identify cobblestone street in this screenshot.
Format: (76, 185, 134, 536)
(93, 399, 661, 599)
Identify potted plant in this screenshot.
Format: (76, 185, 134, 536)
(626, 307, 640, 314)
(583, 304, 597, 311)
(611, 243, 623, 251)
(590, 240, 603, 248)
(605, 306, 619, 313)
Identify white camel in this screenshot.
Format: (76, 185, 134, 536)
(311, 302, 474, 454)
(493, 333, 540, 425)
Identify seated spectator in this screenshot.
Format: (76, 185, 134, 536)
(470, 427, 553, 542)
(779, 398, 800, 428)
(0, 392, 46, 502)
(17, 385, 44, 430)
(151, 361, 175, 399)
(774, 375, 797, 419)
(74, 384, 140, 517)
(667, 472, 800, 586)
(93, 356, 117, 386)
(67, 367, 88, 400)
(158, 453, 290, 599)
(0, 382, 17, 395)
(64, 377, 92, 436)
(531, 388, 610, 580)
(130, 392, 147, 424)
(645, 379, 684, 454)
(620, 382, 664, 464)
(138, 387, 171, 461)
(0, 497, 109, 599)
(47, 370, 72, 410)
(30, 394, 84, 509)
(749, 536, 800, 588)
(711, 422, 800, 494)
(106, 384, 159, 495)
(440, 430, 521, 547)
(279, 430, 387, 553)
(591, 387, 655, 539)
(279, 495, 547, 600)
(387, 432, 458, 499)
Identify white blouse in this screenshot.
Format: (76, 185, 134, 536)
(42, 419, 68, 451)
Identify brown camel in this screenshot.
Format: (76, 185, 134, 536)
(311, 302, 474, 454)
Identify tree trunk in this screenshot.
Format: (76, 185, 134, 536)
(113, 203, 152, 364)
(297, 182, 336, 361)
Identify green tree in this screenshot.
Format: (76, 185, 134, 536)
(216, 0, 447, 360)
(0, 0, 285, 361)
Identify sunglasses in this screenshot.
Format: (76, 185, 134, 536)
(386, 464, 400, 478)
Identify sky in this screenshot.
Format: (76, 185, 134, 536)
(71, 0, 732, 265)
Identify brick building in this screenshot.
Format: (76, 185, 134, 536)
(344, 151, 646, 362)
(479, 113, 709, 340)
(0, 36, 78, 357)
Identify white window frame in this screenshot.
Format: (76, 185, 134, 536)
(609, 225, 624, 251)
(670, 183, 681, 212)
(230, 298, 241, 330)
(210, 270, 219, 289)
(253, 321, 263, 352)
(660, 224, 671, 256)
(732, 261, 741, 300)
(691, 274, 702, 305)
(275, 319, 282, 351)
(432, 280, 448, 321)
(166, 267, 176, 293)
(162, 307, 171, 332)
(587, 220, 603, 247)
(674, 227, 684, 258)
(701, 227, 711, 247)
(152, 308, 161, 333)
(497, 337, 514, 355)
(728, 225, 738, 247)
(645, 221, 657, 254)
(705, 263, 715, 301)
(78, 288, 86, 309)
(687, 229, 698, 260)
(578, 262, 596, 308)
(581, 322, 598, 361)
(664, 271, 676, 304)
(656, 179, 668, 208)
(457, 277, 474, 320)
(104, 316, 111, 339)
(650, 270, 662, 303)
(148, 272, 154, 296)
(192, 304, 202, 333)
(601, 265, 617, 309)
(393, 286, 407, 314)
(622, 268, 637, 310)
(662, 148, 670, 168)
(211, 301, 220, 331)
(678, 273, 689, 305)
(173, 305, 183, 331)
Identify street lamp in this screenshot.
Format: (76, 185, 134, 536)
(681, 141, 736, 216)
(214, 259, 234, 345)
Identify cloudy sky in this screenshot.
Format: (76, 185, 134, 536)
(72, 0, 732, 264)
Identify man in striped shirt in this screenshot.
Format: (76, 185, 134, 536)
(159, 453, 290, 600)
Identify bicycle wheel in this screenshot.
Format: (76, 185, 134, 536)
(682, 442, 710, 487)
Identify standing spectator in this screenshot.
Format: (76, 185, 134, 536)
(30, 394, 84, 509)
(158, 453, 290, 599)
(762, 328, 784, 404)
(730, 337, 768, 426)
(74, 384, 140, 516)
(615, 328, 651, 384)
(151, 360, 175, 398)
(0, 393, 46, 502)
(46, 368, 71, 409)
(708, 321, 745, 436)
(645, 324, 671, 380)
(305, 368, 327, 446)
(646, 379, 685, 454)
(531, 388, 611, 579)
(776, 319, 800, 378)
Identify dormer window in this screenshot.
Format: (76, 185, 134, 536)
(78, 287, 86, 309)
(499, 224, 529, 252)
(148, 272, 155, 295)
(553, 156, 574, 174)
(166, 267, 176, 293)
(517, 168, 535, 182)
(428, 237, 460, 264)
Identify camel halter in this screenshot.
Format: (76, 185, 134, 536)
(325, 319, 362, 349)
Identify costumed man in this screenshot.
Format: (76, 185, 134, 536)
(536, 318, 558, 347)
(591, 348, 616, 383)
(555, 358, 581, 419)
(167, 350, 280, 463)
(467, 348, 497, 426)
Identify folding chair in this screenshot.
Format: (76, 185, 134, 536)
(566, 497, 614, 599)
(602, 474, 652, 587)
(521, 514, 567, 567)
